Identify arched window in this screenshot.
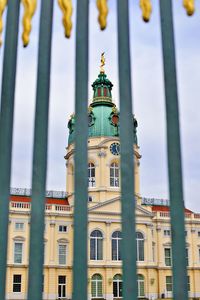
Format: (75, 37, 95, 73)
(88, 163, 95, 187)
(136, 232, 144, 261)
(112, 231, 122, 261)
(90, 230, 103, 260)
(110, 162, 119, 187)
(91, 274, 103, 298)
(113, 274, 122, 298)
(137, 274, 145, 297)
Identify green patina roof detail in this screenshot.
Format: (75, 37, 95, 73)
(67, 72, 138, 145)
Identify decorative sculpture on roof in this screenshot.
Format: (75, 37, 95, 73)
(100, 52, 105, 73)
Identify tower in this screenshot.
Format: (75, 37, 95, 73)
(65, 60, 141, 205)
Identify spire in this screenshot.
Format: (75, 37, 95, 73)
(91, 53, 114, 106)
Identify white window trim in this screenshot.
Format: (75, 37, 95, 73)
(164, 247, 172, 266)
(110, 162, 120, 188)
(58, 243, 67, 265)
(113, 275, 122, 298)
(91, 275, 103, 298)
(58, 275, 67, 299)
(90, 231, 103, 261)
(163, 229, 171, 237)
(13, 274, 22, 293)
(112, 232, 122, 261)
(13, 241, 23, 265)
(14, 222, 25, 232)
(58, 225, 68, 233)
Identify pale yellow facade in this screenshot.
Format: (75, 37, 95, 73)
(5, 133, 200, 300)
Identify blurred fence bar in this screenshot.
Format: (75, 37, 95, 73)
(27, 1, 54, 299)
(72, 1, 89, 300)
(0, 0, 190, 299)
(117, 1, 137, 300)
(0, 0, 20, 298)
(159, 1, 188, 299)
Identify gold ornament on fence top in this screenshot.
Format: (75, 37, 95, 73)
(140, 0, 152, 22)
(58, 0, 73, 38)
(21, 0, 37, 47)
(0, 0, 7, 47)
(183, 0, 195, 16)
(97, 0, 108, 30)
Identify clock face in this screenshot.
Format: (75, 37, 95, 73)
(110, 143, 120, 156)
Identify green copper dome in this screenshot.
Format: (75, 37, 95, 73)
(67, 72, 138, 145)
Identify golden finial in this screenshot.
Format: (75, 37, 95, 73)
(21, 0, 37, 47)
(58, 0, 73, 38)
(140, 0, 152, 22)
(0, 0, 7, 47)
(96, 0, 108, 30)
(183, 0, 195, 16)
(100, 52, 105, 73)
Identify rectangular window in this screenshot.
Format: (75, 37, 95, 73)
(59, 225, 67, 232)
(164, 248, 171, 266)
(14, 242, 23, 264)
(164, 229, 171, 236)
(152, 243, 155, 262)
(187, 276, 190, 291)
(13, 274, 22, 292)
(15, 222, 24, 231)
(42, 275, 44, 292)
(58, 244, 67, 265)
(186, 248, 189, 266)
(166, 276, 173, 292)
(58, 276, 66, 298)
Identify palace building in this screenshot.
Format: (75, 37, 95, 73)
(5, 69, 200, 300)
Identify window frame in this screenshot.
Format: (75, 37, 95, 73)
(112, 231, 122, 261)
(90, 230, 103, 261)
(13, 274, 22, 293)
(58, 243, 67, 265)
(164, 247, 172, 266)
(113, 274, 123, 298)
(91, 274, 103, 298)
(137, 274, 145, 298)
(166, 276, 173, 292)
(163, 229, 171, 237)
(58, 225, 68, 233)
(15, 222, 24, 231)
(13, 241, 23, 264)
(58, 275, 66, 299)
(88, 162, 96, 187)
(110, 162, 119, 187)
(136, 232, 144, 262)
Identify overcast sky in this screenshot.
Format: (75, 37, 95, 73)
(0, 0, 199, 211)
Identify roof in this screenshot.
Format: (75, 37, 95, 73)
(10, 195, 69, 206)
(151, 205, 193, 213)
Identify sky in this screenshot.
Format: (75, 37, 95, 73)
(0, 0, 199, 211)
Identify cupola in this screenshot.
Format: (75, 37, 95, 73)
(67, 54, 138, 145)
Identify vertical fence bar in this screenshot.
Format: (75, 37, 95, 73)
(117, 1, 137, 300)
(159, 1, 188, 300)
(0, 0, 20, 298)
(27, 1, 54, 299)
(72, 0, 89, 299)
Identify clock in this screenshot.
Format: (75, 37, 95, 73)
(110, 142, 120, 156)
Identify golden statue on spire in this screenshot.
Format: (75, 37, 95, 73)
(100, 52, 105, 73)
